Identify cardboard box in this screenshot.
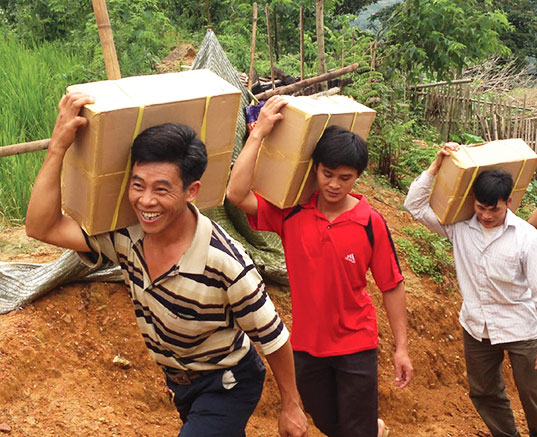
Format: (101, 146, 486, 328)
(252, 95, 376, 208)
(430, 139, 537, 224)
(62, 70, 241, 235)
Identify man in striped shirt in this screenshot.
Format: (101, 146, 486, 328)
(25, 92, 307, 437)
(405, 144, 537, 437)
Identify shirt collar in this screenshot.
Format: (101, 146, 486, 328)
(303, 191, 371, 225)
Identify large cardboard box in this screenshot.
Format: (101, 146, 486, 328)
(252, 95, 376, 208)
(62, 70, 241, 235)
(430, 139, 537, 224)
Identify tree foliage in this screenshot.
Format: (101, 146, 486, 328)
(491, 0, 537, 67)
(375, 0, 512, 82)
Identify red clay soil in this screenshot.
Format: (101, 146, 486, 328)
(0, 178, 529, 436)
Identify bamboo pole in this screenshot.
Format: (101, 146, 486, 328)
(299, 6, 305, 82)
(341, 27, 345, 68)
(248, 3, 258, 92)
(315, 0, 327, 90)
(0, 139, 50, 158)
(265, 4, 275, 90)
(254, 63, 361, 100)
(92, 0, 121, 80)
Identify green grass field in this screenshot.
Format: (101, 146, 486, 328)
(0, 34, 88, 225)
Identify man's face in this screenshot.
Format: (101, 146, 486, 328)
(128, 162, 197, 235)
(473, 198, 511, 228)
(315, 162, 358, 205)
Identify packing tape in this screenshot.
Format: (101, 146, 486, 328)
(292, 114, 332, 205)
(513, 158, 527, 190)
(110, 105, 145, 230)
(452, 146, 478, 222)
(201, 96, 212, 143)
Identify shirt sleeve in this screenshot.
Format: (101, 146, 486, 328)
(226, 248, 289, 355)
(369, 212, 404, 292)
(246, 192, 287, 237)
(77, 231, 120, 268)
(404, 171, 452, 239)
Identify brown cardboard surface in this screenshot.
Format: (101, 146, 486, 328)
(430, 139, 537, 224)
(252, 95, 376, 209)
(62, 70, 241, 235)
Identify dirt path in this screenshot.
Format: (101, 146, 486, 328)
(0, 180, 529, 436)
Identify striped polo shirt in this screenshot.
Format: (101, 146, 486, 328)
(80, 204, 289, 371)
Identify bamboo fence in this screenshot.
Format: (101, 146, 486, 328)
(411, 81, 537, 152)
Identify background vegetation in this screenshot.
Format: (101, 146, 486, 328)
(0, 0, 536, 281)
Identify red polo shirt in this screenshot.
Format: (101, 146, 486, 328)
(247, 191, 403, 357)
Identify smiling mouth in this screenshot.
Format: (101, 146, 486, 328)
(140, 211, 162, 221)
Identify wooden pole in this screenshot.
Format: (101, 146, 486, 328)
(315, 0, 327, 90)
(92, 0, 121, 80)
(341, 27, 345, 68)
(265, 4, 275, 90)
(0, 139, 50, 158)
(254, 63, 361, 100)
(299, 6, 305, 82)
(248, 3, 258, 92)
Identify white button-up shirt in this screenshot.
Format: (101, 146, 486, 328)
(404, 171, 537, 344)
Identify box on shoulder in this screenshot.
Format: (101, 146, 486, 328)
(62, 70, 241, 235)
(430, 139, 537, 224)
(252, 95, 376, 209)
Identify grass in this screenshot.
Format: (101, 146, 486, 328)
(0, 33, 88, 224)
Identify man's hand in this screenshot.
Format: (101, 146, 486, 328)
(427, 142, 459, 176)
(278, 400, 308, 437)
(252, 95, 287, 140)
(393, 348, 413, 388)
(49, 92, 94, 154)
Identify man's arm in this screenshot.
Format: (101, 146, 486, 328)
(382, 281, 413, 388)
(403, 143, 459, 237)
(264, 340, 308, 437)
(25, 92, 94, 252)
(226, 95, 287, 216)
(529, 208, 537, 229)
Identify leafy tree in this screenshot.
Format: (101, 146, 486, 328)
(374, 0, 512, 82)
(491, 0, 537, 67)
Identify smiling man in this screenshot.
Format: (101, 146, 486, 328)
(226, 96, 412, 437)
(25, 92, 307, 437)
(404, 144, 537, 437)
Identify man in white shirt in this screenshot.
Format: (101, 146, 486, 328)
(404, 144, 537, 437)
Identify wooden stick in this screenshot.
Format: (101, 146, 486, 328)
(248, 3, 258, 92)
(265, 4, 275, 90)
(0, 139, 50, 158)
(254, 63, 361, 100)
(315, 0, 327, 90)
(92, 0, 121, 80)
(299, 6, 305, 82)
(341, 27, 345, 68)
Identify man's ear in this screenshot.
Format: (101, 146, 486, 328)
(185, 181, 201, 202)
(507, 196, 513, 209)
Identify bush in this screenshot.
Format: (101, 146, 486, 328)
(395, 226, 456, 290)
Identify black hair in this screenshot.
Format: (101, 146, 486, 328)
(312, 125, 368, 176)
(131, 123, 208, 189)
(472, 170, 513, 206)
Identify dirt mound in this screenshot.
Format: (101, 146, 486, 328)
(0, 178, 528, 436)
(157, 44, 197, 73)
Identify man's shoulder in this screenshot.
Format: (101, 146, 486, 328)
(206, 219, 254, 271)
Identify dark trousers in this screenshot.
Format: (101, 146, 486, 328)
(463, 329, 537, 437)
(294, 348, 378, 437)
(166, 345, 266, 437)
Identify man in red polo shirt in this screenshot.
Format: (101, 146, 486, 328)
(226, 96, 413, 437)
